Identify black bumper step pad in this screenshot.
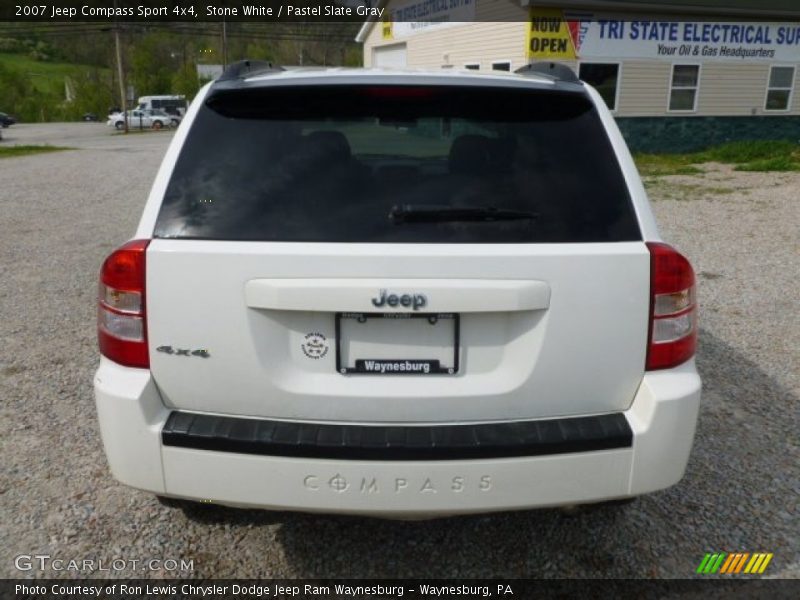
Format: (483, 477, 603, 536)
(162, 411, 632, 461)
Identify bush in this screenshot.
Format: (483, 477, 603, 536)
(0, 37, 24, 53)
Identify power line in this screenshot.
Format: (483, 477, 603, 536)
(0, 22, 357, 36)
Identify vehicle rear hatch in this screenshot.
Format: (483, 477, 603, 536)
(145, 79, 649, 423)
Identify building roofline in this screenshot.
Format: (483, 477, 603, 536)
(355, 0, 389, 43)
(524, 0, 800, 17)
(356, 0, 800, 42)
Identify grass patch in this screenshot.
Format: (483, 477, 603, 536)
(644, 180, 739, 201)
(734, 156, 800, 172)
(634, 154, 704, 177)
(634, 140, 800, 175)
(0, 145, 72, 158)
(698, 140, 798, 163)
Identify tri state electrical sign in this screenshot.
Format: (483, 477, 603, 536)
(528, 8, 800, 62)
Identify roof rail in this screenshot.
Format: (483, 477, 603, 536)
(218, 59, 284, 82)
(515, 62, 580, 84)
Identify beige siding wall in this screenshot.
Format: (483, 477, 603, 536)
(697, 63, 769, 116)
(364, 22, 528, 70)
(793, 67, 800, 113)
(616, 61, 772, 116)
(614, 61, 800, 117)
(615, 61, 672, 116)
(409, 22, 528, 70)
(362, 19, 387, 67)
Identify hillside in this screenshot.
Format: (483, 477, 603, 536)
(0, 52, 113, 121)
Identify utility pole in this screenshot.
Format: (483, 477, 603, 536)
(221, 0, 228, 68)
(222, 20, 228, 68)
(113, 0, 128, 133)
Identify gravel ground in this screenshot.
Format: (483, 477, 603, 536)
(0, 124, 797, 579)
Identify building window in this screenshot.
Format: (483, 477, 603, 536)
(669, 65, 700, 112)
(492, 62, 511, 72)
(579, 63, 620, 111)
(464, 63, 480, 71)
(765, 66, 795, 111)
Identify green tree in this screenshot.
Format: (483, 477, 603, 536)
(171, 62, 200, 100)
(66, 69, 115, 119)
(128, 32, 176, 97)
(243, 42, 276, 62)
(0, 62, 43, 121)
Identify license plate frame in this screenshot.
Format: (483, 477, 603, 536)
(335, 312, 460, 375)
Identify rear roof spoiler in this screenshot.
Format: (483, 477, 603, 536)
(205, 59, 587, 108)
(208, 60, 287, 101)
(515, 62, 581, 84)
(217, 60, 285, 82)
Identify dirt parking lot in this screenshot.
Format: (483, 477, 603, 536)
(0, 123, 797, 579)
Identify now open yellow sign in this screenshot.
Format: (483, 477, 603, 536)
(527, 8, 578, 59)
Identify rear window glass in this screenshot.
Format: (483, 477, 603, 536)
(154, 85, 640, 243)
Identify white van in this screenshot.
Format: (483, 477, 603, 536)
(94, 61, 701, 517)
(136, 95, 187, 117)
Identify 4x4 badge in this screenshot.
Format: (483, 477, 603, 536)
(156, 346, 210, 358)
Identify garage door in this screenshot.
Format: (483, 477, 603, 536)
(373, 44, 408, 68)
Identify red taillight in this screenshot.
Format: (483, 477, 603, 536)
(646, 242, 697, 370)
(98, 239, 150, 368)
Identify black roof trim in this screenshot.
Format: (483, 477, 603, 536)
(516, 62, 581, 84)
(218, 59, 284, 82)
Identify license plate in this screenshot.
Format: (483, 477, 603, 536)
(336, 312, 459, 375)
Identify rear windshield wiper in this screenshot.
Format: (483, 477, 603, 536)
(389, 204, 539, 224)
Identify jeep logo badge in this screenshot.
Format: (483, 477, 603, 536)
(371, 289, 427, 311)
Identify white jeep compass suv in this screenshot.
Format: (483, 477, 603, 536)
(94, 61, 700, 517)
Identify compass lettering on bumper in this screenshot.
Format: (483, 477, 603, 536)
(303, 474, 492, 494)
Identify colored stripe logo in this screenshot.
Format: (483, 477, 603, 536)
(697, 552, 773, 574)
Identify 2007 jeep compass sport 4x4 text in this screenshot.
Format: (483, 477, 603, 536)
(94, 61, 700, 517)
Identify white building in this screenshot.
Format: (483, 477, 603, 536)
(358, 0, 800, 151)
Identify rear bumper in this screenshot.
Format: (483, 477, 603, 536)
(161, 411, 634, 460)
(94, 357, 700, 517)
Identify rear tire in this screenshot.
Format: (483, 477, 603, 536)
(153, 120, 163, 130)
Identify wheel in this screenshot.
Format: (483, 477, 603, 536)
(170, 118, 180, 128)
(114, 121, 124, 130)
(153, 120, 163, 130)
